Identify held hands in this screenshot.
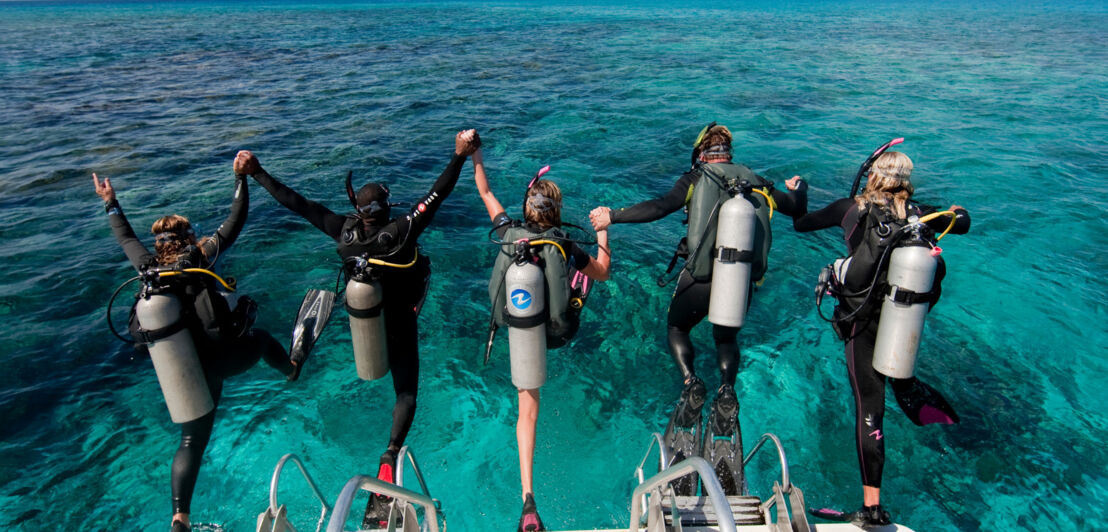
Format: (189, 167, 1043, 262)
(589, 206, 612, 231)
(785, 175, 804, 191)
(92, 173, 116, 203)
(455, 129, 481, 156)
(233, 150, 262, 176)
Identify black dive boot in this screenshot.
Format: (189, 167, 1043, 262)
(709, 384, 739, 436)
(673, 376, 708, 428)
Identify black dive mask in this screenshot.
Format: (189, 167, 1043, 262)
(346, 171, 395, 222)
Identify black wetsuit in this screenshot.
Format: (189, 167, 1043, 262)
(610, 166, 807, 386)
(793, 197, 970, 488)
(251, 153, 466, 452)
(105, 175, 292, 515)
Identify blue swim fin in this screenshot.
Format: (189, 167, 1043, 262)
(891, 377, 959, 426)
(288, 289, 336, 381)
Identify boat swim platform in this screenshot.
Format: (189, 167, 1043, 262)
(257, 435, 916, 532)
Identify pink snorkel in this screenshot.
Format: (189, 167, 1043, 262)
(850, 137, 905, 198)
(522, 165, 552, 212)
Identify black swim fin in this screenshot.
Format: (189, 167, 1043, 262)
(288, 288, 336, 382)
(809, 504, 892, 528)
(891, 377, 960, 426)
(703, 385, 744, 496)
(663, 377, 706, 496)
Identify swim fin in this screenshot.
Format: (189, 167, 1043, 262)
(362, 449, 399, 529)
(809, 504, 892, 528)
(569, 269, 592, 306)
(516, 493, 546, 532)
(891, 377, 960, 426)
(703, 385, 744, 496)
(663, 377, 706, 496)
(288, 289, 336, 382)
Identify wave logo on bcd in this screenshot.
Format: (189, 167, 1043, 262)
(510, 289, 532, 310)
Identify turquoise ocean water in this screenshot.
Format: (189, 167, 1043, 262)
(1, 1, 1105, 530)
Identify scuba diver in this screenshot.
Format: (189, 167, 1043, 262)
(793, 145, 970, 527)
(233, 129, 480, 528)
(473, 147, 610, 532)
(589, 123, 806, 496)
(93, 170, 299, 532)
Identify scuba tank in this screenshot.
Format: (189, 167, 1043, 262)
(505, 243, 547, 390)
(872, 234, 939, 378)
(133, 273, 214, 424)
(708, 194, 758, 328)
(346, 257, 389, 381)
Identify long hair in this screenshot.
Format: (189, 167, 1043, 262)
(856, 151, 914, 219)
(523, 180, 563, 229)
(151, 214, 210, 266)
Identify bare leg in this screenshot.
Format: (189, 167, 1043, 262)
(864, 485, 880, 507)
(517, 388, 540, 500)
(171, 513, 189, 529)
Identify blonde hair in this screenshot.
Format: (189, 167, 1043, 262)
(855, 151, 915, 219)
(151, 214, 210, 265)
(523, 180, 563, 229)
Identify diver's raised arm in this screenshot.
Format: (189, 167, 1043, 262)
(472, 148, 504, 222)
(581, 229, 610, 281)
(202, 173, 249, 258)
(93, 173, 153, 269)
(236, 150, 347, 239)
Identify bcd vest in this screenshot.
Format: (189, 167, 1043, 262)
(834, 203, 944, 327)
(130, 263, 256, 348)
(685, 163, 773, 282)
(488, 223, 574, 346)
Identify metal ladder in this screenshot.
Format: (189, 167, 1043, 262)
(629, 432, 811, 532)
(255, 446, 444, 532)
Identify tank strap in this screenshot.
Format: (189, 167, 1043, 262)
(346, 300, 384, 319)
(506, 312, 547, 329)
(716, 247, 754, 264)
(888, 286, 936, 305)
(132, 320, 188, 346)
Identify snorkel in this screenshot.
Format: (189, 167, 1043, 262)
(345, 170, 358, 208)
(521, 164, 552, 214)
(850, 137, 905, 198)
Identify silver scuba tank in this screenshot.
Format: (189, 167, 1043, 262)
(506, 260, 547, 390)
(708, 195, 757, 328)
(346, 278, 389, 381)
(134, 293, 214, 423)
(872, 244, 938, 378)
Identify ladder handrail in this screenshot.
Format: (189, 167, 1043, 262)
(628, 456, 737, 532)
(742, 433, 791, 491)
(268, 453, 331, 532)
(633, 432, 671, 485)
(633, 432, 671, 520)
(326, 476, 440, 532)
(394, 445, 437, 506)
